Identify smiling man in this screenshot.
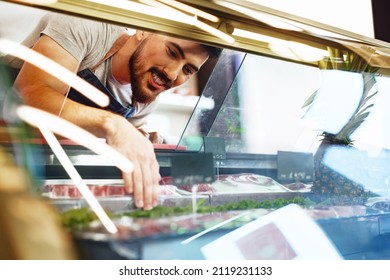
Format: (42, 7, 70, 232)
(6, 13, 221, 211)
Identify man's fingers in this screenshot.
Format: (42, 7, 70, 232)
(152, 184, 159, 207)
(138, 159, 160, 210)
(104, 116, 161, 210)
(123, 171, 133, 194)
(141, 165, 153, 210)
(131, 167, 144, 209)
(123, 157, 160, 210)
(151, 161, 160, 207)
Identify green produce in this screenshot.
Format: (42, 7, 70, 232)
(60, 197, 315, 230)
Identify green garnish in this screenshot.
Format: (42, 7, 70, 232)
(60, 197, 315, 230)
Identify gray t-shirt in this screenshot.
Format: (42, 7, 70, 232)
(4, 13, 157, 128)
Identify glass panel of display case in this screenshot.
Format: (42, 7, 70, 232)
(178, 49, 321, 154)
(178, 35, 390, 212)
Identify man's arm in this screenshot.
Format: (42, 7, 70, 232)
(14, 35, 160, 210)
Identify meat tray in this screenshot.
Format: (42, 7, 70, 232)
(42, 173, 311, 212)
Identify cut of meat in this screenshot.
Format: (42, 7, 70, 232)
(175, 183, 217, 193)
(43, 183, 181, 198)
(106, 185, 126, 196)
(43, 173, 304, 198)
(89, 185, 107, 197)
(160, 173, 294, 195)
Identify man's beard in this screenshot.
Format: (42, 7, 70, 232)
(128, 40, 158, 104)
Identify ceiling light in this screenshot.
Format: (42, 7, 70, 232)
(157, 0, 219, 22)
(13, 0, 57, 4)
(89, 0, 234, 43)
(87, 0, 195, 24)
(214, 0, 302, 31)
(233, 28, 327, 62)
(233, 28, 285, 45)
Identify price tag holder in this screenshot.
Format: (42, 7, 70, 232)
(171, 153, 215, 186)
(203, 136, 226, 160)
(277, 151, 313, 183)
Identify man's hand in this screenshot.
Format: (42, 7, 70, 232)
(103, 115, 160, 210)
(147, 131, 164, 144)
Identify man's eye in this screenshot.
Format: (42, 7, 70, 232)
(168, 48, 178, 58)
(183, 66, 195, 75)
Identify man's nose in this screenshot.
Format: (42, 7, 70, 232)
(163, 64, 180, 82)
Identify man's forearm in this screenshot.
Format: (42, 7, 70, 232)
(16, 82, 121, 139)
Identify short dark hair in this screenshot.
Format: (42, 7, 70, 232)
(201, 44, 223, 59)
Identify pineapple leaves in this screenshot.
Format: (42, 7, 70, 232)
(302, 89, 317, 108)
(303, 46, 379, 145)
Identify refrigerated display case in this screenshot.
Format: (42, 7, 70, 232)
(2, 0, 390, 260)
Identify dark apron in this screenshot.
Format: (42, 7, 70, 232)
(67, 68, 136, 119)
(67, 33, 136, 119)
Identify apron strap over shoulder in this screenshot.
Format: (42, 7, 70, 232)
(67, 32, 137, 119)
(90, 33, 130, 72)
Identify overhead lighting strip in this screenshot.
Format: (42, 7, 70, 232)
(233, 28, 328, 62)
(214, 0, 302, 32)
(87, 0, 195, 24)
(156, 0, 219, 23)
(13, 0, 57, 4)
(87, 0, 234, 43)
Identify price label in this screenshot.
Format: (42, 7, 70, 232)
(277, 151, 313, 183)
(203, 136, 226, 160)
(171, 153, 215, 186)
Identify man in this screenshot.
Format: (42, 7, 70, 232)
(7, 13, 221, 210)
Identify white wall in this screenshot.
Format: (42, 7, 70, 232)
(0, 2, 45, 42)
(250, 0, 374, 37)
(237, 0, 375, 154)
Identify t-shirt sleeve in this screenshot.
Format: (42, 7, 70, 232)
(40, 14, 107, 67)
